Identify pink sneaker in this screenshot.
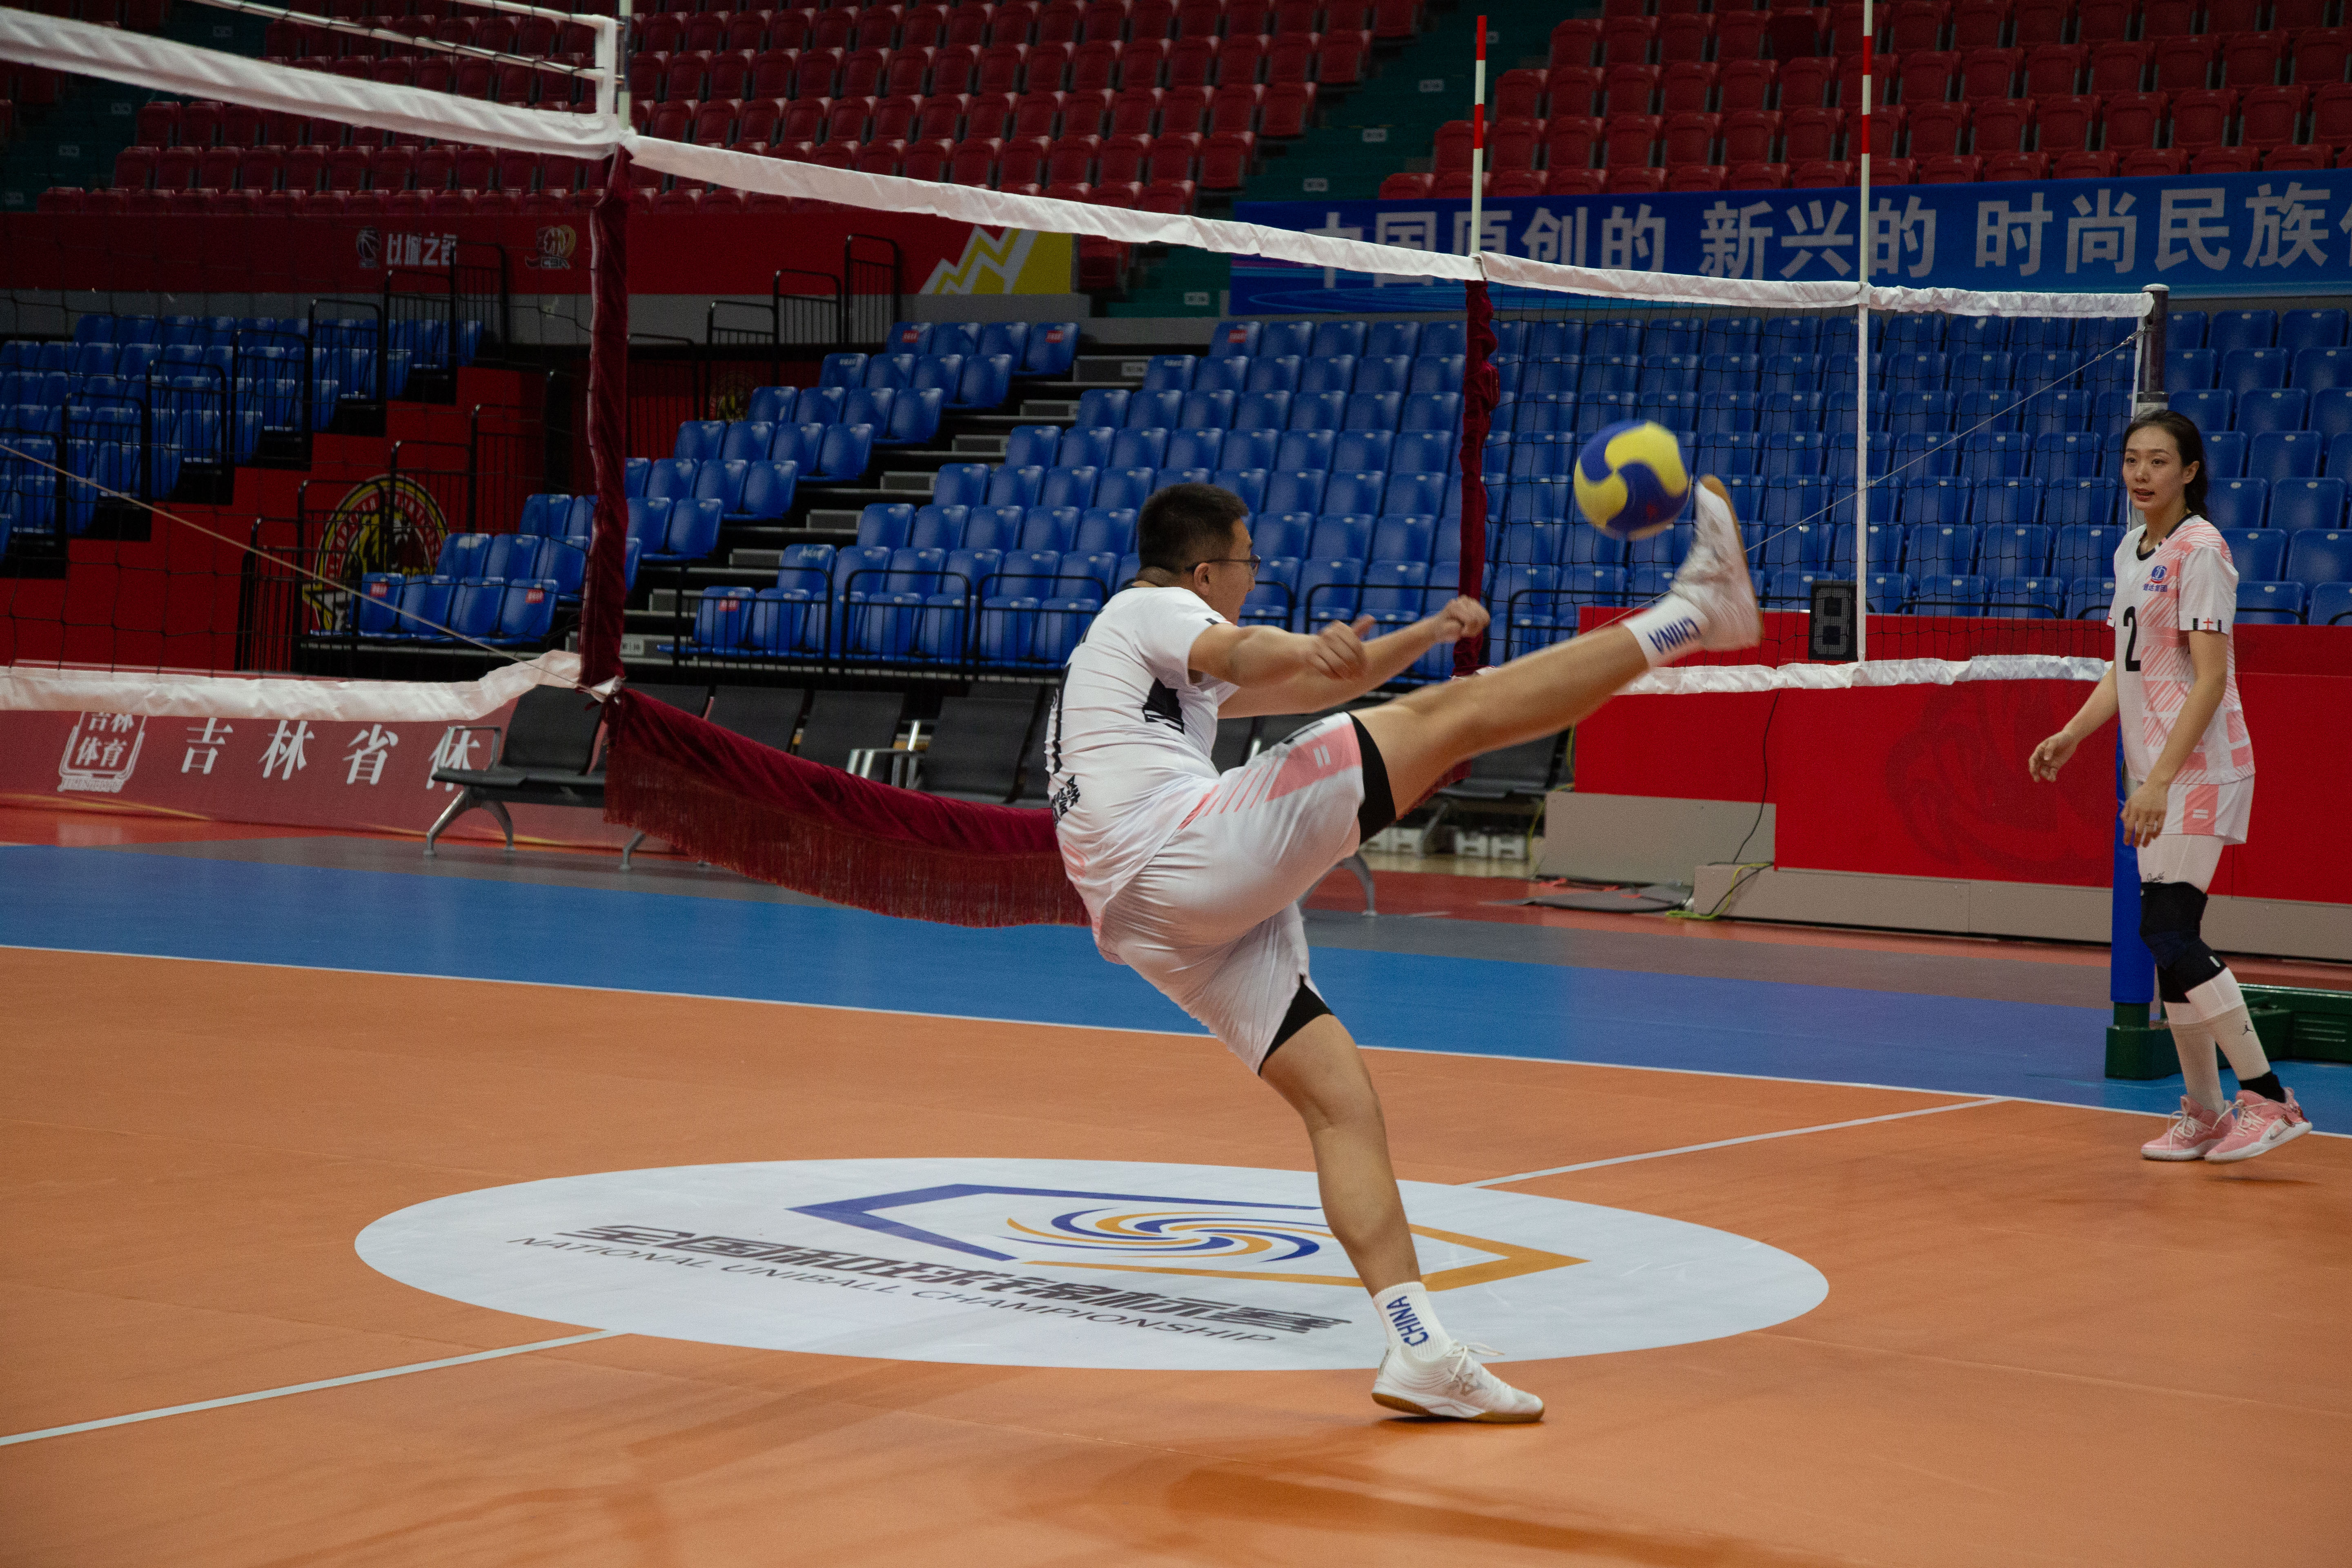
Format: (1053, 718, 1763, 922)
(2141, 1097, 2230, 1161)
(2206, 1087, 2312, 1163)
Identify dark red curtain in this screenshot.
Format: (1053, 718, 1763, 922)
(1455, 278, 1499, 677)
(602, 690, 1089, 928)
(579, 148, 632, 688)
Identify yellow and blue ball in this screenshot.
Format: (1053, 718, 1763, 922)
(1573, 419, 1691, 541)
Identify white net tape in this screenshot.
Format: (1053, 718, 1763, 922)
(0, 652, 588, 719)
(0, 9, 2153, 321)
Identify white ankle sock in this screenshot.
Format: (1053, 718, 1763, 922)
(2171, 1014, 2227, 1115)
(1621, 599, 1706, 667)
(1371, 1281, 1454, 1364)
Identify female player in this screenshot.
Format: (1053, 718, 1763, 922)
(2028, 410, 2309, 1163)
(1047, 478, 1759, 1421)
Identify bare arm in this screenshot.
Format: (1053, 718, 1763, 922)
(2026, 665, 2119, 782)
(1220, 598, 1492, 719)
(2118, 629, 2230, 846)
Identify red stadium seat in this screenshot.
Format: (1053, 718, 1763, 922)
(991, 2, 1040, 45)
(2277, 0, 2331, 26)
(1660, 14, 1713, 65)
(1600, 16, 1657, 67)
(1110, 86, 1163, 136)
(1906, 100, 1969, 157)
(1715, 11, 1768, 61)
(1200, 129, 1252, 187)
(1490, 168, 1546, 196)
(1764, 11, 1824, 64)
(1889, 1, 1949, 54)
(1098, 131, 1152, 182)
(1778, 56, 1834, 109)
(2169, 87, 2236, 149)
(1966, 95, 2031, 151)
(1494, 67, 1546, 120)
(1544, 167, 1604, 194)
(1259, 80, 1315, 134)
(999, 133, 1052, 183)
(1121, 38, 1172, 89)
(133, 100, 177, 147)
(1722, 109, 1782, 164)
(751, 49, 800, 97)
(1826, 3, 1873, 55)
(1790, 158, 1852, 185)
(2207, 0, 2263, 31)
(1041, 0, 1087, 42)
(1371, 0, 1419, 41)
(869, 95, 919, 140)
(1784, 105, 1844, 160)
(1490, 116, 1542, 171)
(947, 135, 1000, 183)
(2088, 41, 2151, 95)
(112, 145, 157, 189)
(2152, 37, 2218, 93)
(1718, 60, 1777, 112)
(1551, 18, 1602, 68)
(1920, 152, 1982, 181)
(2315, 80, 2352, 143)
(1726, 160, 1789, 188)
(1838, 51, 1893, 109)
(1606, 63, 1661, 115)
(1133, 0, 1180, 39)
(1379, 170, 1433, 199)
(2190, 145, 2258, 173)
(1314, 30, 1369, 85)
(2022, 44, 2085, 97)
(902, 138, 954, 178)
(932, 43, 980, 94)
(1145, 128, 1200, 180)
(1664, 111, 1719, 165)
(2101, 91, 2169, 149)
(1046, 131, 1101, 181)
(1013, 88, 1065, 137)
(1875, 156, 1919, 182)
(1174, 0, 1222, 38)
(946, 1, 991, 47)
(1984, 149, 2050, 178)
(2031, 94, 2098, 150)
(1899, 51, 1960, 104)
(2120, 146, 2188, 175)
(2241, 85, 2309, 147)
(1952, 0, 2010, 50)
(1607, 166, 1667, 192)
(2293, 28, 2352, 86)
(2141, 0, 2198, 38)
(2261, 142, 2334, 167)
(1219, 33, 1268, 84)
(1544, 115, 1601, 170)
(1547, 65, 1604, 118)
(1667, 163, 1726, 190)
(1167, 36, 1218, 87)
(2225, 31, 2291, 89)
(1078, 0, 1126, 44)
(1432, 118, 1474, 174)
(1209, 84, 1263, 133)
(1662, 61, 1717, 114)
(1960, 47, 2020, 98)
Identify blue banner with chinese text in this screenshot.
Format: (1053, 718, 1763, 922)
(1229, 172, 2352, 315)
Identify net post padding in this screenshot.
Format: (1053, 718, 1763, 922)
(580, 148, 631, 689)
(602, 690, 1088, 928)
(1456, 279, 1499, 677)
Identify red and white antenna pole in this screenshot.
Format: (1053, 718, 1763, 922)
(1467, 14, 1488, 256)
(1854, 0, 1872, 664)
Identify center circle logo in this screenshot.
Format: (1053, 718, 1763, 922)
(356, 1159, 1828, 1371)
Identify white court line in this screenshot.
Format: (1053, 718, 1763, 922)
(0, 1330, 625, 1448)
(1467, 1097, 2009, 1187)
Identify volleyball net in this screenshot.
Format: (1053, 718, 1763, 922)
(0, 4, 2160, 724)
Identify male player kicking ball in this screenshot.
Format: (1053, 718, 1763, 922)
(1047, 478, 1758, 1421)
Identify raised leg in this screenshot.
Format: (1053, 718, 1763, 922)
(1258, 1013, 1418, 1293)
(1355, 625, 1649, 815)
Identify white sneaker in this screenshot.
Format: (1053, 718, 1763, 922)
(1669, 477, 1762, 651)
(1370, 1343, 1545, 1423)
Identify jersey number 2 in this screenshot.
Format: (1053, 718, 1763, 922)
(2120, 606, 2141, 673)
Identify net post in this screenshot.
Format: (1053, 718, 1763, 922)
(1854, 0, 1872, 664)
(2136, 282, 2169, 418)
(2110, 738, 2156, 1034)
(1456, 279, 1496, 677)
(579, 140, 633, 688)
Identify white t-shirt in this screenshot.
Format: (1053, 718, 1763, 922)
(2109, 517, 2254, 787)
(1047, 585, 1237, 933)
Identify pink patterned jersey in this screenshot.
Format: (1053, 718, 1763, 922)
(2108, 518, 2254, 787)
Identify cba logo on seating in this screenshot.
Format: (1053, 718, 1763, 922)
(360, 1158, 1827, 1370)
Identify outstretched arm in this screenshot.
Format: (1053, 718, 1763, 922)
(1215, 599, 1492, 719)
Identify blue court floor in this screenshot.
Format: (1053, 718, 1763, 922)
(6, 840, 2346, 1127)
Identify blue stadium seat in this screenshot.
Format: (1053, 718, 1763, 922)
(1261, 322, 1317, 360)
(1023, 321, 1079, 376)
(692, 457, 748, 513)
(1910, 573, 1990, 614)
(1960, 431, 2033, 480)
(717, 420, 774, 463)
(1758, 521, 1829, 570)
(820, 352, 867, 388)
(2171, 388, 2234, 431)
(691, 586, 755, 652)
(1954, 390, 2018, 434)
(1987, 576, 2065, 619)
(2269, 476, 2345, 532)
(1118, 390, 1178, 430)
(518, 494, 566, 537)
(1179, 389, 1236, 428)
(2052, 523, 2122, 579)
(1142, 354, 1197, 392)
(489, 579, 560, 646)
(1948, 352, 2013, 394)
(1254, 513, 1310, 560)
(2221, 527, 2285, 581)
(649, 497, 723, 564)
(2236, 580, 2305, 623)
(1033, 465, 1095, 510)
(1109, 427, 1168, 470)
(1156, 466, 1212, 494)
(842, 388, 896, 437)
(2285, 529, 2352, 583)
(1073, 508, 1136, 556)
(1907, 522, 1977, 573)
(1412, 356, 1466, 394)
(909, 504, 967, 553)
(1370, 515, 1436, 564)
(2067, 575, 2117, 619)
(1245, 354, 1302, 394)
(1697, 390, 1760, 434)
(953, 353, 1016, 411)
(437, 531, 491, 578)
(354, 573, 405, 636)
(673, 419, 725, 461)
(795, 386, 847, 425)
(1321, 471, 1387, 519)
(1003, 425, 1063, 470)
(2203, 431, 2247, 478)
(483, 533, 543, 582)
(1274, 428, 1334, 471)
(1401, 392, 1461, 432)
(883, 321, 933, 356)
(1978, 525, 2053, 578)
(1236, 390, 1292, 430)
(2247, 430, 2322, 481)
(734, 462, 801, 528)
(1289, 391, 1345, 431)
(1163, 428, 1224, 471)
(1074, 388, 1130, 427)
(2167, 348, 2218, 389)
(1193, 356, 1250, 396)
(915, 355, 967, 403)
(804, 423, 875, 484)
(932, 462, 991, 508)
(1344, 392, 1402, 431)
(1264, 469, 1328, 515)
(1892, 432, 1957, 477)
(1216, 467, 1269, 508)
(2203, 477, 2267, 530)
(1308, 515, 1372, 560)
(2034, 432, 2104, 478)
(2042, 479, 2116, 528)
(1096, 466, 1156, 512)
(861, 354, 915, 392)
(1298, 354, 1356, 396)
(2309, 580, 2352, 623)
(1238, 556, 1299, 626)
(2237, 388, 2308, 436)
(1310, 321, 1366, 359)
(1223, 428, 1278, 471)
(2205, 310, 2274, 357)
(987, 465, 1044, 508)
(857, 503, 915, 549)
(625, 497, 671, 552)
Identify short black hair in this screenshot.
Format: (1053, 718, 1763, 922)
(1137, 482, 1248, 574)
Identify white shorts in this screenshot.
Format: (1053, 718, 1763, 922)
(1097, 714, 1372, 1072)
(2136, 776, 2254, 891)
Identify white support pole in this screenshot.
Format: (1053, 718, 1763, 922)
(1468, 15, 1488, 257)
(1854, 0, 1873, 664)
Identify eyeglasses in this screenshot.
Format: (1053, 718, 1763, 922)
(1197, 555, 1263, 577)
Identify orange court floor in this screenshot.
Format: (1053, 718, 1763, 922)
(4, 944, 2348, 1568)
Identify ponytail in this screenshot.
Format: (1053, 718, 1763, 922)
(2123, 409, 2209, 517)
